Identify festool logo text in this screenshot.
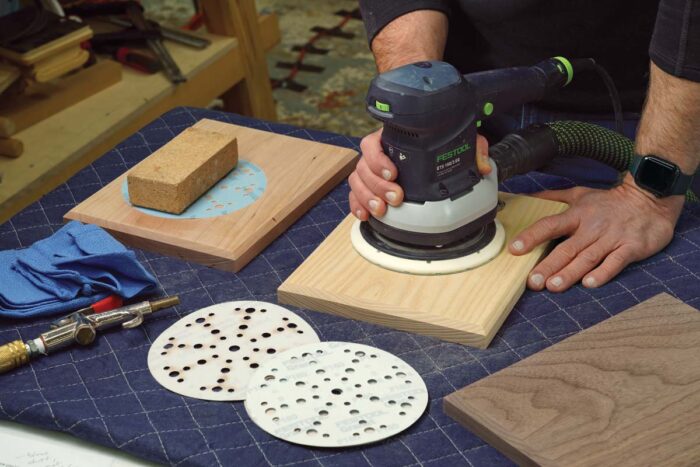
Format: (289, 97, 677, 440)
(436, 144, 470, 162)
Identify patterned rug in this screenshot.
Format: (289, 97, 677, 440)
(142, 0, 379, 137)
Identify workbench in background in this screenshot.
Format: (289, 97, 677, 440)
(1, 107, 699, 466)
(0, 0, 279, 225)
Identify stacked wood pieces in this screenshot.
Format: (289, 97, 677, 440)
(0, 61, 21, 96)
(0, 60, 122, 158)
(0, 10, 100, 159)
(0, 21, 93, 85)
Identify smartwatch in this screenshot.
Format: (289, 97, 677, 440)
(629, 154, 695, 198)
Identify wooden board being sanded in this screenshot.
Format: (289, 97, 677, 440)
(65, 119, 358, 272)
(278, 193, 568, 348)
(443, 293, 700, 467)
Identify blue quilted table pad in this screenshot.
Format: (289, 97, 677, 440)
(1, 107, 699, 467)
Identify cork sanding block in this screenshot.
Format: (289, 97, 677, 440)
(127, 127, 238, 214)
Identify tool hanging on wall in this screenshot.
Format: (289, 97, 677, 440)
(0, 296, 179, 374)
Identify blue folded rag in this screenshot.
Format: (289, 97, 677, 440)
(0, 222, 157, 319)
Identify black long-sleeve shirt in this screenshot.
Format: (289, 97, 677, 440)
(359, 0, 700, 113)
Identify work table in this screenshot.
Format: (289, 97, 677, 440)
(0, 107, 698, 467)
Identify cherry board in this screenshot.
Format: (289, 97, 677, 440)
(65, 119, 358, 271)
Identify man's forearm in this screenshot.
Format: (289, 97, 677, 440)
(371, 10, 448, 72)
(635, 62, 700, 174)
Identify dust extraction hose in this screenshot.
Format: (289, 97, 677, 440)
(490, 120, 698, 203)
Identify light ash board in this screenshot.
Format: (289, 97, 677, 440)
(65, 119, 358, 272)
(278, 193, 568, 348)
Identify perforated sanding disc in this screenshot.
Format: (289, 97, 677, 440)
(350, 219, 506, 275)
(148, 301, 319, 401)
(244, 341, 429, 447)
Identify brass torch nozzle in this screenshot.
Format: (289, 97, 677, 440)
(150, 296, 180, 312)
(0, 340, 30, 374)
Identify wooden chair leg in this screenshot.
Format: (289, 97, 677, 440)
(202, 0, 277, 120)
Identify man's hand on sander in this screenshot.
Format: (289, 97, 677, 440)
(511, 62, 699, 292)
(349, 129, 491, 220)
(509, 175, 683, 292)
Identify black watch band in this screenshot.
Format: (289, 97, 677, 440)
(629, 154, 695, 198)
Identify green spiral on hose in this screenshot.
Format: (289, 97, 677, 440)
(545, 121, 698, 203)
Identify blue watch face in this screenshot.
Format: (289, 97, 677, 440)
(637, 157, 678, 195)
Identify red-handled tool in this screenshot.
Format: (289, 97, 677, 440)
(85, 295, 124, 314)
(50, 295, 125, 328)
(0, 296, 180, 374)
(114, 47, 162, 73)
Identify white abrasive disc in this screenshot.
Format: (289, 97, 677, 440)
(244, 341, 429, 448)
(148, 301, 320, 401)
(350, 219, 506, 275)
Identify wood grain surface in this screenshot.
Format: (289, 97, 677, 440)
(278, 193, 568, 348)
(0, 61, 20, 96)
(0, 26, 92, 65)
(0, 138, 23, 158)
(443, 293, 700, 467)
(0, 14, 279, 224)
(202, 0, 277, 120)
(0, 60, 122, 138)
(65, 119, 357, 272)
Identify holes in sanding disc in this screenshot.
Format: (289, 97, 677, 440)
(148, 301, 320, 402)
(242, 342, 428, 447)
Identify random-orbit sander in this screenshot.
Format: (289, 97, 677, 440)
(351, 57, 578, 275)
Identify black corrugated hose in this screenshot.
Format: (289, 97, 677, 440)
(490, 120, 698, 203)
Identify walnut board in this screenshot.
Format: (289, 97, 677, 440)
(278, 193, 568, 348)
(443, 293, 700, 467)
(65, 119, 357, 271)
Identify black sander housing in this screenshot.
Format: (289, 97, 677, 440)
(363, 57, 574, 257)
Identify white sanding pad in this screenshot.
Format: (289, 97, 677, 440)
(244, 341, 428, 448)
(148, 301, 320, 401)
(350, 219, 506, 275)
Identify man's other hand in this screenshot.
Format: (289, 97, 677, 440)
(349, 129, 490, 220)
(509, 174, 684, 292)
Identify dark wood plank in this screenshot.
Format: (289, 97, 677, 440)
(444, 293, 700, 467)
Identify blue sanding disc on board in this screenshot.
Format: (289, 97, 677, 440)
(122, 160, 267, 219)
